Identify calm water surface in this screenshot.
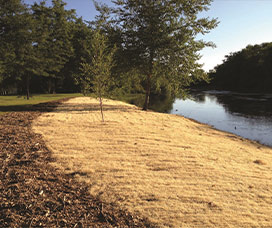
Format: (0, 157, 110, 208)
(170, 91, 272, 147)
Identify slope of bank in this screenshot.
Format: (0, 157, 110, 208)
(32, 97, 272, 228)
(0, 101, 153, 227)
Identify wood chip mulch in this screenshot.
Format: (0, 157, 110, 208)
(0, 100, 154, 228)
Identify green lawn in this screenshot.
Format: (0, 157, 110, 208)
(0, 93, 82, 115)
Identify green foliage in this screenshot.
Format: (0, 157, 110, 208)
(0, 0, 31, 97)
(31, 0, 75, 93)
(61, 18, 93, 93)
(0, 0, 78, 97)
(0, 62, 4, 81)
(105, 0, 218, 109)
(79, 29, 116, 121)
(0, 0, 217, 106)
(110, 92, 175, 113)
(210, 42, 272, 92)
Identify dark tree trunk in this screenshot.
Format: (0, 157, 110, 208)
(52, 78, 56, 94)
(143, 54, 154, 111)
(48, 77, 56, 94)
(99, 96, 104, 122)
(48, 77, 52, 94)
(26, 75, 30, 100)
(143, 74, 151, 111)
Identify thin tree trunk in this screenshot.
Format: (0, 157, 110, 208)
(52, 78, 56, 94)
(143, 74, 151, 111)
(48, 77, 52, 94)
(99, 96, 104, 122)
(26, 75, 30, 100)
(143, 53, 154, 111)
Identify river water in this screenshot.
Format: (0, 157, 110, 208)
(169, 91, 272, 147)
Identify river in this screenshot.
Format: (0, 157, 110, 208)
(169, 91, 272, 147)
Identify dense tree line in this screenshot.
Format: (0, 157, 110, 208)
(0, 0, 86, 98)
(0, 0, 217, 108)
(209, 42, 272, 92)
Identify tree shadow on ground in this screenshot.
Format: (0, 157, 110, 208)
(53, 102, 139, 114)
(0, 99, 139, 115)
(0, 98, 72, 114)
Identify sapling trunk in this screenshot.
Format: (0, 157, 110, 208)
(99, 96, 104, 122)
(26, 75, 30, 100)
(143, 55, 153, 111)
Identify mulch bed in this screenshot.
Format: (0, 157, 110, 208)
(0, 99, 154, 228)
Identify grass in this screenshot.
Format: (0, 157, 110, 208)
(33, 97, 272, 228)
(0, 93, 82, 115)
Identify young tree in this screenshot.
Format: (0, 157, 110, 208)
(79, 29, 116, 122)
(108, 0, 218, 110)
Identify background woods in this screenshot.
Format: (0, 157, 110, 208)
(0, 0, 218, 107)
(208, 42, 272, 92)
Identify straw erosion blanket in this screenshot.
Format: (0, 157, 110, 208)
(32, 97, 272, 228)
(0, 100, 152, 228)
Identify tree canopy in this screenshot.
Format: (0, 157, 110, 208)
(0, 0, 31, 96)
(103, 0, 218, 109)
(0, 0, 218, 104)
(209, 42, 272, 92)
(0, 0, 79, 97)
(79, 29, 116, 121)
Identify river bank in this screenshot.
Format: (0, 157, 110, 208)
(171, 90, 272, 147)
(32, 97, 272, 228)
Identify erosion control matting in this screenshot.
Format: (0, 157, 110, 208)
(0, 100, 153, 228)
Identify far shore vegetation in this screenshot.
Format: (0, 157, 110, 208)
(203, 42, 272, 93)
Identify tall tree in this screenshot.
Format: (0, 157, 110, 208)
(0, 0, 77, 98)
(107, 0, 218, 110)
(62, 17, 93, 93)
(79, 29, 116, 122)
(0, 0, 35, 98)
(31, 0, 75, 94)
(47, 0, 75, 93)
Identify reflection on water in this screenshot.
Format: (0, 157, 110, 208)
(170, 91, 272, 147)
(129, 93, 175, 113)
